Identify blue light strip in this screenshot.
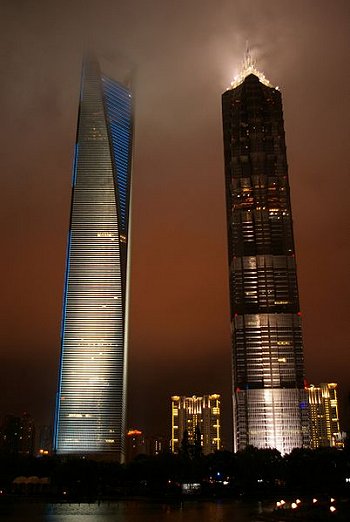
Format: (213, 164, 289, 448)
(54, 227, 72, 449)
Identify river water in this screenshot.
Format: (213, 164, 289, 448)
(0, 499, 263, 522)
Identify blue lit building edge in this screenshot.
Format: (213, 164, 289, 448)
(53, 57, 133, 459)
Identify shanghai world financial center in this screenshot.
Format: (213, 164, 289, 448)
(54, 57, 133, 461)
(54, 53, 308, 459)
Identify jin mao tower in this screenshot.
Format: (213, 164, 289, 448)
(222, 52, 309, 454)
(54, 56, 133, 461)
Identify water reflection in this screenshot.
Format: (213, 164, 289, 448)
(0, 500, 258, 522)
(46, 501, 257, 522)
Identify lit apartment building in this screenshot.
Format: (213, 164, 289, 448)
(171, 394, 221, 455)
(307, 383, 343, 448)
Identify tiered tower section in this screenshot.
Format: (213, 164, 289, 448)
(222, 55, 309, 454)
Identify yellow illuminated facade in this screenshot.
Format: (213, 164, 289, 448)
(307, 383, 343, 449)
(171, 394, 221, 455)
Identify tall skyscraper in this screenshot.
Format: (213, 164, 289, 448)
(307, 383, 343, 449)
(222, 52, 309, 454)
(54, 56, 133, 461)
(171, 394, 221, 455)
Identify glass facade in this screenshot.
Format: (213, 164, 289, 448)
(53, 57, 133, 461)
(222, 59, 309, 454)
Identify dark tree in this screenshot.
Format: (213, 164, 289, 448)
(194, 424, 202, 459)
(181, 429, 190, 458)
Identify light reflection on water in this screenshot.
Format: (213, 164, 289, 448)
(0, 500, 259, 522)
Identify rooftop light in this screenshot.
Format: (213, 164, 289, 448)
(229, 45, 275, 90)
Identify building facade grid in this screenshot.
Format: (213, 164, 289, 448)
(222, 57, 309, 454)
(54, 57, 133, 461)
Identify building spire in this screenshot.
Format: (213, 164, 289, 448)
(243, 40, 255, 70)
(229, 44, 275, 90)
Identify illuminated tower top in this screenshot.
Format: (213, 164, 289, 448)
(229, 46, 276, 90)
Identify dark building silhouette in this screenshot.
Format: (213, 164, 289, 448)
(36, 424, 53, 456)
(0, 415, 21, 455)
(0, 413, 35, 456)
(222, 52, 309, 453)
(54, 55, 133, 461)
(145, 434, 168, 456)
(126, 430, 168, 461)
(126, 429, 145, 462)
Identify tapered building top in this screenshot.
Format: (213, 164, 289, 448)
(54, 55, 133, 462)
(229, 46, 276, 90)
